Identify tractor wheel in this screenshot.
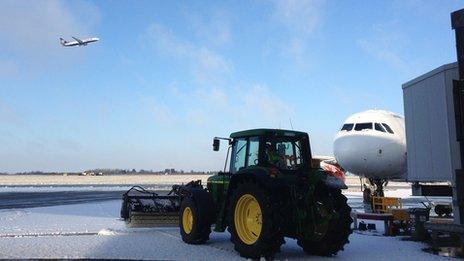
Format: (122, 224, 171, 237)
(228, 182, 284, 259)
(179, 196, 211, 244)
(297, 187, 352, 256)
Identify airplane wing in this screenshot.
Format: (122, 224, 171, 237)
(72, 36, 84, 44)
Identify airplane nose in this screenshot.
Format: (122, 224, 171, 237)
(333, 134, 369, 173)
(333, 132, 406, 178)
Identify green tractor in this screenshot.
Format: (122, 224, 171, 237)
(178, 129, 352, 258)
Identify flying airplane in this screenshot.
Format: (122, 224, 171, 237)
(59, 36, 99, 47)
(333, 109, 407, 196)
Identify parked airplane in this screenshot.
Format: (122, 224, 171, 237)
(333, 109, 407, 195)
(59, 36, 99, 47)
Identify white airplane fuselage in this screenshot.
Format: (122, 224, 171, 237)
(333, 110, 406, 180)
(60, 37, 99, 47)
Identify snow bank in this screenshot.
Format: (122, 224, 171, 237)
(98, 228, 118, 236)
(0, 174, 210, 186)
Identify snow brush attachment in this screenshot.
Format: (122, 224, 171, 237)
(120, 180, 203, 227)
(120, 185, 181, 227)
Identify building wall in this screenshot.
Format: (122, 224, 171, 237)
(402, 62, 461, 182)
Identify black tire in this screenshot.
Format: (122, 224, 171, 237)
(120, 198, 130, 220)
(179, 197, 211, 244)
(228, 182, 284, 259)
(297, 187, 352, 256)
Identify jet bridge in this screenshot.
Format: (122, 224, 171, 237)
(451, 8, 464, 226)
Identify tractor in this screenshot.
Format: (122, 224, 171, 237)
(178, 129, 352, 258)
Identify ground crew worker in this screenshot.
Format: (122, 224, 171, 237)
(363, 184, 372, 213)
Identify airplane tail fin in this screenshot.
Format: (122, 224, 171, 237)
(59, 37, 67, 45)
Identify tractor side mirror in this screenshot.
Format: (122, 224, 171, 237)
(213, 138, 220, 151)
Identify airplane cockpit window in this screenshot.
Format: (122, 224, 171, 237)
(381, 123, 394, 134)
(374, 123, 386, 132)
(340, 123, 354, 131)
(354, 123, 372, 131)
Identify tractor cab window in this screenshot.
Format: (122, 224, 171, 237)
(247, 137, 259, 167)
(265, 137, 304, 170)
(232, 138, 247, 173)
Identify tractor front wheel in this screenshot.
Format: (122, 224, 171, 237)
(228, 182, 284, 259)
(179, 197, 211, 244)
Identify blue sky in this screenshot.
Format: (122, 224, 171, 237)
(0, 0, 462, 173)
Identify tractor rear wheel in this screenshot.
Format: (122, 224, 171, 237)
(228, 182, 284, 259)
(297, 187, 352, 256)
(179, 197, 211, 244)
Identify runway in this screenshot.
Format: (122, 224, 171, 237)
(0, 191, 124, 209)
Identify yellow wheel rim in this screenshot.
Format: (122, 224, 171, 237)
(234, 194, 262, 245)
(182, 207, 193, 234)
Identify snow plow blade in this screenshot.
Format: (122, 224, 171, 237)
(120, 186, 181, 227)
(120, 181, 203, 227)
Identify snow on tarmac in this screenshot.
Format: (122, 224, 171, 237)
(0, 199, 449, 260)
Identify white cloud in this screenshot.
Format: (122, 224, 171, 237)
(150, 102, 175, 125)
(144, 22, 233, 84)
(208, 88, 228, 106)
(145, 23, 191, 57)
(0, 99, 23, 127)
(167, 82, 186, 99)
(271, 0, 326, 67)
(186, 109, 208, 126)
(328, 85, 382, 109)
(243, 85, 292, 119)
(0, 0, 100, 64)
(140, 96, 176, 126)
(195, 87, 229, 108)
(194, 48, 231, 82)
(187, 9, 232, 47)
(357, 21, 411, 74)
(0, 60, 18, 77)
(272, 0, 324, 35)
(230, 84, 294, 129)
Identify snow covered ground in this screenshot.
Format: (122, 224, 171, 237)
(0, 174, 410, 188)
(0, 193, 449, 260)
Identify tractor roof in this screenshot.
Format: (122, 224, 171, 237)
(230, 128, 308, 138)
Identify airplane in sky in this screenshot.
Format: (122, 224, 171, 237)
(333, 109, 407, 195)
(59, 36, 99, 47)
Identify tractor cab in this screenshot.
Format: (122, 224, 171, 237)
(214, 129, 312, 175)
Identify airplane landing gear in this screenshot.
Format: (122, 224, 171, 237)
(360, 178, 389, 213)
(368, 178, 388, 197)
